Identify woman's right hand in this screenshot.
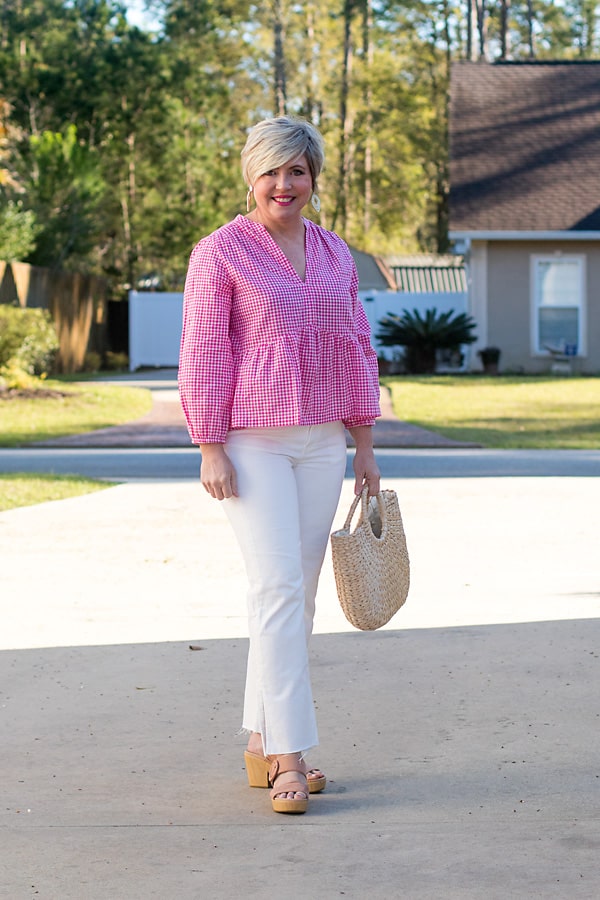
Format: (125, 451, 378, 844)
(199, 444, 239, 500)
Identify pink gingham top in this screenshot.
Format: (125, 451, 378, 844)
(178, 215, 380, 444)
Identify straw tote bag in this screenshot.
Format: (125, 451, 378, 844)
(330, 487, 410, 631)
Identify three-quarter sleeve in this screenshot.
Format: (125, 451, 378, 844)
(178, 239, 235, 443)
(341, 261, 380, 429)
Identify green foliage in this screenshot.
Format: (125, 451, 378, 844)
(0, 305, 59, 375)
(0, 0, 597, 280)
(0, 201, 39, 261)
(22, 125, 107, 268)
(82, 351, 103, 373)
(104, 350, 129, 370)
(377, 307, 477, 374)
(0, 360, 42, 391)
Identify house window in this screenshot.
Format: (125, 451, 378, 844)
(531, 256, 585, 356)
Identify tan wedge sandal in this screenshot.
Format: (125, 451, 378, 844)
(268, 756, 309, 815)
(244, 751, 309, 814)
(244, 749, 326, 793)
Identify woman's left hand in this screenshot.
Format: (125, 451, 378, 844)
(347, 426, 380, 495)
(352, 447, 381, 497)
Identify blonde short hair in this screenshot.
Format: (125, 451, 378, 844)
(241, 116, 325, 189)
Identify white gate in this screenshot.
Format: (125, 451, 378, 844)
(128, 291, 183, 371)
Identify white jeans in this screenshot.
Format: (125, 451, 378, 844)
(223, 422, 347, 755)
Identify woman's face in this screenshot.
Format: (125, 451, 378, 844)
(250, 154, 313, 228)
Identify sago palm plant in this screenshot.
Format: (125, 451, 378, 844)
(376, 307, 477, 374)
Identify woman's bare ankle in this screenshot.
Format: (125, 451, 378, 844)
(246, 732, 264, 755)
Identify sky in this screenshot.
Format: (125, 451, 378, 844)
(124, 1, 160, 32)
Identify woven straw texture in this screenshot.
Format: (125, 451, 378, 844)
(330, 488, 410, 631)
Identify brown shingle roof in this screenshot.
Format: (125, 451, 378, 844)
(449, 61, 600, 233)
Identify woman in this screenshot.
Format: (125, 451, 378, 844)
(179, 116, 380, 814)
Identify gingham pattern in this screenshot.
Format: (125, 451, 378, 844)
(178, 215, 381, 444)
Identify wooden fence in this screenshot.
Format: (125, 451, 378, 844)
(0, 260, 108, 372)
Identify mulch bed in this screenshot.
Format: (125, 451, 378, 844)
(0, 388, 70, 400)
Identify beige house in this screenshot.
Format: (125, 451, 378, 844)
(450, 60, 600, 374)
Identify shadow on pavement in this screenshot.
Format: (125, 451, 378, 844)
(2, 619, 599, 898)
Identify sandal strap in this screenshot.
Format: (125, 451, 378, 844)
(268, 755, 309, 800)
(268, 755, 307, 784)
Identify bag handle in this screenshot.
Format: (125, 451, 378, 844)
(343, 485, 387, 538)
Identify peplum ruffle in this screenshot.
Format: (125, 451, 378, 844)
(229, 328, 380, 431)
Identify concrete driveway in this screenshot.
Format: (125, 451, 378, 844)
(1, 373, 599, 898)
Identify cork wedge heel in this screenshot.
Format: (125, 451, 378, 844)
(244, 750, 310, 814)
(243, 750, 326, 793)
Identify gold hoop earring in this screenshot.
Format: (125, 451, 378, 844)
(311, 192, 321, 213)
(246, 187, 254, 213)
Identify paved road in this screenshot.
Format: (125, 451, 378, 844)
(1, 445, 599, 480)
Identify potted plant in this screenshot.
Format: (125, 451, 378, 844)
(477, 346, 501, 375)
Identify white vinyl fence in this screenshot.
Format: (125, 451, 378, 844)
(128, 291, 184, 371)
(128, 289, 468, 372)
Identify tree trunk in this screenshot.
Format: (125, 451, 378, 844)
(434, 1, 451, 252)
(272, 0, 287, 115)
(466, 0, 473, 60)
(120, 91, 137, 287)
(475, 0, 487, 59)
(332, 0, 354, 236)
(362, 0, 373, 237)
(303, 3, 318, 122)
(500, 0, 510, 59)
(584, 1, 596, 57)
(526, 0, 535, 58)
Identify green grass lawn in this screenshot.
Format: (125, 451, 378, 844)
(382, 375, 600, 449)
(0, 378, 149, 509)
(0, 380, 152, 447)
(0, 473, 114, 511)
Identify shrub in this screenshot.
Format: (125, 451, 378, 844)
(104, 351, 129, 371)
(0, 201, 39, 261)
(376, 307, 477, 374)
(0, 304, 59, 375)
(82, 351, 102, 372)
(0, 360, 41, 391)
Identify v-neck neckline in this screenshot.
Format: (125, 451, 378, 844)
(238, 215, 309, 284)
